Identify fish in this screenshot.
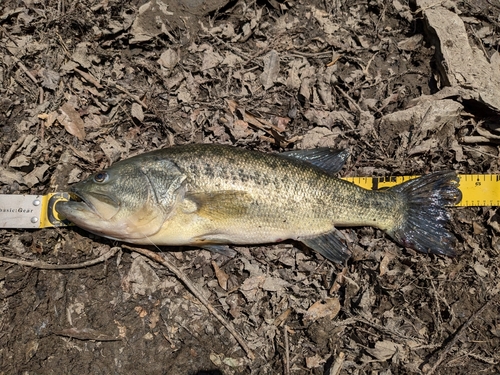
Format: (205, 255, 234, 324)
(55, 144, 462, 263)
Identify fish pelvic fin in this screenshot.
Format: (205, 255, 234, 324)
(301, 228, 351, 263)
(386, 171, 461, 257)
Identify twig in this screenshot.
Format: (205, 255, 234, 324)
(328, 352, 345, 375)
(74, 67, 103, 89)
(2, 134, 27, 165)
(424, 299, 494, 375)
(15, 57, 39, 85)
(423, 264, 445, 337)
(283, 325, 290, 375)
(461, 135, 500, 144)
(108, 81, 148, 109)
(121, 244, 256, 360)
(462, 145, 500, 158)
(0, 247, 120, 270)
(335, 86, 362, 114)
(346, 312, 428, 345)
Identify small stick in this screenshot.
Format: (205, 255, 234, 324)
(122, 244, 256, 360)
(328, 352, 345, 375)
(461, 136, 499, 144)
(108, 81, 148, 109)
(15, 58, 39, 85)
(0, 247, 120, 270)
(283, 325, 290, 375)
(425, 299, 494, 374)
(74, 67, 103, 89)
(2, 134, 27, 165)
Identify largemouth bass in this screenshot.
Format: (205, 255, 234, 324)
(56, 144, 461, 263)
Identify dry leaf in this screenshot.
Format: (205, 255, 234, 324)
(306, 354, 325, 368)
(379, 253, 396, 276)
(474, 262, 489, 277)
(100, 136, 128, 163)
(273, 308, 291, 327)
(260, 49, 280, 90)
(135, 306, 148, 318)
(40, 67, 61, 90)
(158, 48, 180, 70)
(229, 119, 250, 139)
(58, 102, 86, 140)
(304, 298, 341, 322)
(24, 164, 49, 188)
(212, 261, 229, 290)
(125, 256, 160, 296)
(367, 340, 404, 361)
(131, 102, 144, 122)
(0, 167, 25, 185)
(201, 46, 223, 71)
(38, 111, 58, 127)
(262, 277, 290, 292)
(8, 155, 30, 168)
(239, 275, 265, 302)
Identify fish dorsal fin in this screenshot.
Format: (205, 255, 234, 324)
(280, 148, 349, 174)
(185, 190, 253, 220)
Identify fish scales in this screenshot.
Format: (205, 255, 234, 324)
(161, 145, 397, 234)
(56, 144, 461, 263)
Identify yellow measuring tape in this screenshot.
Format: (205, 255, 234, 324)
(343, 174, 500, 207)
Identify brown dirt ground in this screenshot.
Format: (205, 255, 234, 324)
(1, 0, 499, 374)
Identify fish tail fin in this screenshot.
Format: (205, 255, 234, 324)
(386, 171, 461, 257)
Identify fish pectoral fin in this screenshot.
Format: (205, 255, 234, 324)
(280, 148, 349, 174)
(185, 190, 252, 220)
(301, 228, 351, 264)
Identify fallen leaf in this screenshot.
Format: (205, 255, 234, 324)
(473, 262, 489, 277)
(0, 167, 25, 185)
(125, 256, 161, 296)
(304, 298, 341, 322)
(379, 252, 396, 276)
(8, 155, 30, 168)
(40, 67, 61, 90)
(367, 340, 404, 361)
(273, 308, 291, 326)
(158, 48, 180, 70)
(58, 102, 86, 140)
(260, 49, 280, 90)
(201, 46, 223, 71)
(38, 111, 58, 128)
(212, 261, 229, 290)
(131, 102, 144, 122)
(24, 164, 49, 187)
(239, 275, 265, 302)
(306, 353, 325, 368)
(262, 276, 290, 292)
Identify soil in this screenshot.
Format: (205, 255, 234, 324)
(1, 0, 499, 374)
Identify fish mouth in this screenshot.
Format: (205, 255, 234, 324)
(66, 189, 97, 215)
(66, 187, 120, 220)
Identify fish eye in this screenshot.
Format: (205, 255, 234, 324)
(93, 172, 109, 183)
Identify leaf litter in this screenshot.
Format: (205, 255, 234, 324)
(0, 0, 500, 374)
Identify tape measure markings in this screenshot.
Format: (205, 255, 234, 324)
(342, 174, 500, 207)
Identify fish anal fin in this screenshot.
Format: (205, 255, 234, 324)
(280, 148, 349, 174)
(186, 190, 253, 220)
(200, 245, 237, 257)
(301, 228, 351, 264)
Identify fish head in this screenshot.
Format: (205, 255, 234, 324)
(56, 156, 187, 242)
